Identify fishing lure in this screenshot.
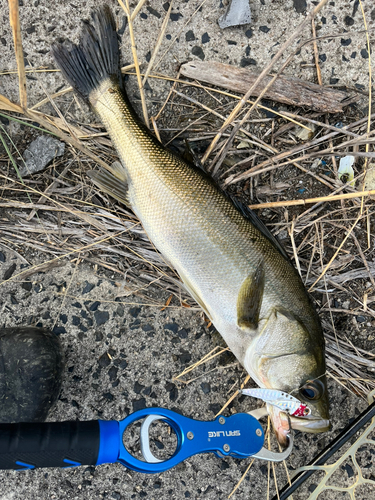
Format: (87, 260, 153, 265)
(241, 388, 311, 417)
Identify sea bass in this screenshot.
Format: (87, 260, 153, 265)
(53, 6, 329, 445)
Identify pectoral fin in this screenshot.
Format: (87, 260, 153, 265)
(237, 262, 265, 332)
(88, 162, 131, 207)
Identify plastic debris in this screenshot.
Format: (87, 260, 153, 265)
(20, 136, 65, 176)
(241, 388, 311, 417)
(338, 155, 355, 187)
(295, 123, 316, 141)
(218, 0, 251, 29)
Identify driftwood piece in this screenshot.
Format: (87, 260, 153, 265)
(180, 60, 356, 113)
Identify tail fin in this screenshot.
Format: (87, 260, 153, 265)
(52, 6, 122, 102)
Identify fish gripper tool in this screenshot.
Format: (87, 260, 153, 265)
(0, 407, 293, 472)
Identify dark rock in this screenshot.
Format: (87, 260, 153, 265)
(134, 381, 145, 394)
(344, 15, 354, 26)
(361, 48, 369, 59)
(164, 322, 179, 333)
(351, 51, 357, 58)
(98, 352, 111, 368)
(52, 326, 66, 335)
(103, 392, 114, 401)
(72, 301, 82, 308)
(220, 461, 230, 470)
(227, 40, 237, 45)
(140, 13, 148, 19)
(89, 301, 100, 311)
(22, 281, 32, 291)
(0, 327, 63, 422)
(341, 38, 352, 46)
(201, 32, 210, 43)
(133, 398, 146, 411)
(3, 263, 16, 281)
(319, 53, 327, 62)
(201, 382, 211, 394)
(94, 310, 109, 326)
(95, 331, 104, 341)
(129, 307, 141, 318)
(240, 57, 256, 67)
(170, 12, 183, 21)
(142, 324, 154, 332)
(165, 382, 178, 401)
(82, 281, 95, 294)
(355, 83, 365, 90)
(179, 350, 191, 364)
(20, 136, 65, 176)
(293, 0, 307, 13)
(26, 26, 35, 34)
(209, 403, 222, 415)
(245, 29, 253, 38)
(72, 316, 80, 326)
(356, 316, 366, 323)
(185, 30, 195, 41)
(79, 325, 88, 333)
(259, 26, 270, 33)
(191, 46, 205, 60)
(308, 484, 317, 492)
(343, 463, 354, 477)
(116, 305, 125, 317)
(166, 34, 171, 40)
(178, 329, 188, 338)
(147, 6, 161, 18)
(145, 51, 151, 62)
(0, 251, 5, 262)
(34, 283, 43, 293)
(10, 296, 18, 305)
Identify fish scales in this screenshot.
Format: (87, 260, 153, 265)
(53, 6, 330, 445)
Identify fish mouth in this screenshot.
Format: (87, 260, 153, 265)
(267, 404, 330, 447)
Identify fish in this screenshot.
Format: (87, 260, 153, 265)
(52, 6, 330, 446)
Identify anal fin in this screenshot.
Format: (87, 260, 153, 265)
(88, 163, 131, 207)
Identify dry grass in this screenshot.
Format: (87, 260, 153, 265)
(1, 0, 374, 498)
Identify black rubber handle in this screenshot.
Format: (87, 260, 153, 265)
(0, 421, 100, 470)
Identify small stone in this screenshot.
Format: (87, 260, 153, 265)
(170, 12, 183, 21)
(20, 136, 65, 176)
(129, 307, 141, 318)
(133, 398, 146, 411)
(108, 366, 118, 381)
(240, 57, 256, 67)
(147, 6, 161, 18)
(116, 305, 125, 317)
(293, 0, 307, 13)
(22, 281, 32, 291)
(52, 326, 66, 335)
(3, 263, 16, 280)
(201, 382, 211, 394)
(145, 51, 151, 63)
(351, 51, 357, 59)
(94, 310, 109, 326)
(341, 38, 352, 46)
(344, 16, 354, 26)
(185, 30, 195, 42)
(165, 382, 178, 401)
(103, 392, 114, 401)
(72, 316, 80, 326)
(209, 403, 222, 415)
(179, 350, 191, 364)
(142, 324, 153, 332)
(343, 463, 354, 477)
(330, 78, 339, 84)
(98, 353, 111, 368)
(361, 48, 369, 59)
(245, 29, 253, 38)
(164, 323, 179, 333)
(191, 46, 205, 60)
(201, 32, 210, 44)
(82, 281, 95, 294)
(356, 316, 366, 323)
(134, 381, 145, 394)
(0, 251, 5, 262)
(227, 40, 237, 45)
(10, 295, 18, 305)
(72, 301, 82, 308)
(26, 26, 36, 34)
(140, 13, 148, 19)
(259, 26, 270, 33)
(89, 301, 100, 311)
(178, 329, 188, 338)
(221, 461, 230, 470)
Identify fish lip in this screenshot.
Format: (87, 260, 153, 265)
(289, 416, 330, 433)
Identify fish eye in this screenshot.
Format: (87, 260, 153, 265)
(299, 381, 324, 401)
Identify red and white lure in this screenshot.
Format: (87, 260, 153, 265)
(241, 388, 311, 417)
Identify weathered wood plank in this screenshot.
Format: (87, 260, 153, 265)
(180, 60, 356, 113)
